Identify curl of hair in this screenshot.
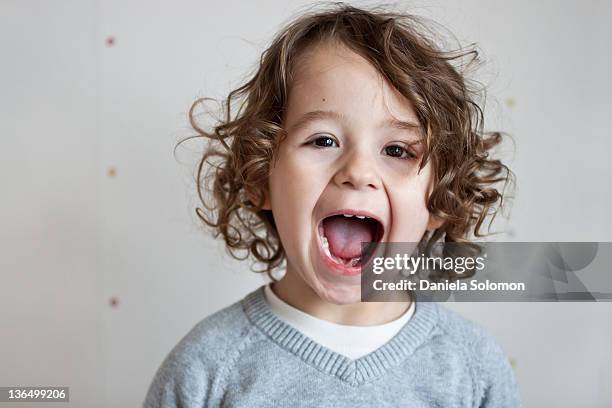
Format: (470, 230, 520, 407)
(177, 2, 516, 281)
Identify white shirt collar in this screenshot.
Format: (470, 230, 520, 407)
(264, 283, 415, 360)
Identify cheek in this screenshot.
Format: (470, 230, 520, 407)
(268, 147, 328, 243)
(385, 172, 432, 242)
(270, 147, 326, 207)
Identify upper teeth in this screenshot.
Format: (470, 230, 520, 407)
(343, 214, 367, 219)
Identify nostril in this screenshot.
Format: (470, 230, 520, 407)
(341, 181, 378, 190)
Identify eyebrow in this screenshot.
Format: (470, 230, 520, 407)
(286, 109, 423, 139)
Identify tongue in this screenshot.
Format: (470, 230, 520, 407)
(322, 216, 374, 260)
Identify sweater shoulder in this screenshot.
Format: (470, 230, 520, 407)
(431, 304, 512, 381)
(430, 303, 522, 406)
(169, 299, 253, 367)
(143, 297, 255, 407)
(432, 303, 500, 351)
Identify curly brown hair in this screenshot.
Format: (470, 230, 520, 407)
(179, 2, 515, 280)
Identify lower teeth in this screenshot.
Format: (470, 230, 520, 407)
(321, 236, 360, 267)
(347, 257, 361, 267)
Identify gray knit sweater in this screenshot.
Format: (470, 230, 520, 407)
(143, 285, 521, 407)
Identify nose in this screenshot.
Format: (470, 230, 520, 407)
(332, 147, 381, 191)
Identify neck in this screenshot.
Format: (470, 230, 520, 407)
(271, 270, 411, 326)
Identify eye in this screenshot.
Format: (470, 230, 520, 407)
(384, 144, 415, 160)
(309, 135, 339, 148)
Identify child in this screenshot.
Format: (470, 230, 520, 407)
(144, 3, 521, 407)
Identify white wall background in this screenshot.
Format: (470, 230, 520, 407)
(1, 0, 611, 406)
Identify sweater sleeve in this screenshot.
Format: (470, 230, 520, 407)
(142, 303, 253, 407)
(473, 330, 522, 408)
(142, 308, 250, 408)
(142, 334, 221, 408)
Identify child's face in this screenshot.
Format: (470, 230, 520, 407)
(264, 41, 441, 304)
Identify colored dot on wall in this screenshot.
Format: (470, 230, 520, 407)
(109, 297, 119, 308)
(505, 97, 516, 108)
(106, 36, 115, 47)
(509, 358, 517, 369)
(107, 167, 117, 177)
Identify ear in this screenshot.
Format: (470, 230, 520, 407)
(246, 186, 272, 211)
(426, 214, 444, 231)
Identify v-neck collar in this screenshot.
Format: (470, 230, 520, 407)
(241, 285, 439, 386)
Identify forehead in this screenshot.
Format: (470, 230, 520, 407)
(285, 41, 421, 133)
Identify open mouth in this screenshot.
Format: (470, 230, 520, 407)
(316, 212, 384, 272)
